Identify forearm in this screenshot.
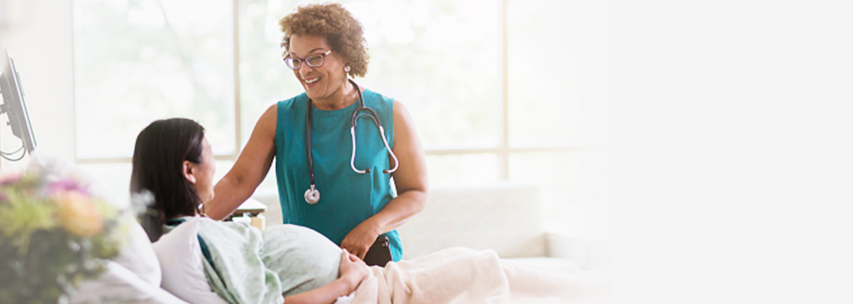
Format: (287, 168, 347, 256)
(369, 189, 427, 234)
(205, 174, 256, 220)
(206, 104, 277, 220)
(283, 277, 359, 304)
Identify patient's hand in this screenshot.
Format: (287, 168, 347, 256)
(282, 249, 371, 304)
(339, 249, 370, 291)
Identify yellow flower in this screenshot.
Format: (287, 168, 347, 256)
(55, 191, 104, 237)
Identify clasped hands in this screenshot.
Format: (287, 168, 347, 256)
(339, 248, 371, 292)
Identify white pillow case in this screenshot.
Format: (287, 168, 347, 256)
(111, 221, 162, 286)
(152, 217, 228, 304)
(70, 261, 187, 304)
(68, 223, 173, 303)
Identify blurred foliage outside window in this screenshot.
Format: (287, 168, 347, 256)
(73, 0, 236, 158)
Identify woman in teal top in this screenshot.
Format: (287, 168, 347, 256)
(206, 3, 428, 263)
(275, 89, 404, 260)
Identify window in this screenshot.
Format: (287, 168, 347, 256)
(237, 0, 503, 149)
(73, 0, 236, 159)
(72, 0, 611, 241)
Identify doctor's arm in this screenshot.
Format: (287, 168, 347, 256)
(205, 105, 278, 220)
(341, 101, 429, 258)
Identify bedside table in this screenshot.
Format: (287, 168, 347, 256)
(227, 198, 267, 230)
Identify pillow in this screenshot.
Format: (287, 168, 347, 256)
(70, 261, 187, 304)
(111, 220, 162, 286)
(67, 224, 170, 303)
(152, 217, 228, 304)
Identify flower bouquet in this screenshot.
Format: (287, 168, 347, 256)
(0, 165, 129, 303)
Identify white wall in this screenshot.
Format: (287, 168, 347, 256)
(1, 0, 74, 170)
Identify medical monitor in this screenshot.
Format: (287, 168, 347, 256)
(0, 49, 37, 158)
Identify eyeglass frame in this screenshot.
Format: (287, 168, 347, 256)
(283, 49, 333, 70)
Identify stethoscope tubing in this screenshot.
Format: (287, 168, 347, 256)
(304, 79, 399, 204)
(350, 124, 398, 174)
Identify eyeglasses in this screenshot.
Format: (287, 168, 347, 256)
(283, 50, 332, 70)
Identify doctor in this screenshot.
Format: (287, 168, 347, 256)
(205, 3, 428, 264)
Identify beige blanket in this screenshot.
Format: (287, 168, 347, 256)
(348, 247, 610, 304)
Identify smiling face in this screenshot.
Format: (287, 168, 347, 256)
(288, 34, 351, 107)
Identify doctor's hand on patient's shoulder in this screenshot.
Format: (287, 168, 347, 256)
(340, 222, 380, 259)
(340, 249, 370, 290)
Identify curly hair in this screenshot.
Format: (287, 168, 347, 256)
(279, 3, 369, 78)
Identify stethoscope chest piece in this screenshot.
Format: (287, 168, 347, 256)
(304, 184, 320, 205)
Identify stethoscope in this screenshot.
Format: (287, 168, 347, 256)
(303, 79, 399, 205)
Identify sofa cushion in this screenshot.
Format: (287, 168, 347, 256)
(396, 183, 547, 259)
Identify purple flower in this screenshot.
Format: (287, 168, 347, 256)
(0, 172, 22, 185)
(47, 179, 89, 196)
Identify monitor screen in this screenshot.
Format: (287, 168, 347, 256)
(0, 49, 37, 157)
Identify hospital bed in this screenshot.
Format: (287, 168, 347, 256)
(67, 179, 610, 303)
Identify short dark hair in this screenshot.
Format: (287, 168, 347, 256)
(130, 118, 205, 242)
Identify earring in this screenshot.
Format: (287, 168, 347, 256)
(344, 66, 351, 73)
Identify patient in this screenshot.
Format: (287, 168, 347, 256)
(132, 118, 606, 304)
(131, 118, 369, 303)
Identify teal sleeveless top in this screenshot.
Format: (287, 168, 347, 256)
(274, 89, 402, 261)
